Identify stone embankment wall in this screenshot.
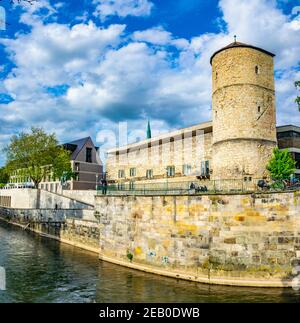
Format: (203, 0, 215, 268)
(0, 187, 99, 254)
(0, 189, 93, 209)
(95, 191, 300, 287)
(61, 190, 97, 206)
(0, 207, 100, 254)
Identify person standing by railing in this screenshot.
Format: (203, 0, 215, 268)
(101, 178, 108, 195)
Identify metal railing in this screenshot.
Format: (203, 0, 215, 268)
(96, 178, 300, 196)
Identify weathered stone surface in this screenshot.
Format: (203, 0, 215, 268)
(95, 191, 300, 282)
(211, 46, 276, 180)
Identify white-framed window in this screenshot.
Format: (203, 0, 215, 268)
(182, 164, 192, 176)
(166, 166, 175, 177)
(146, 169, 153, 179)
(118, 170, 125, 178)
(129, 168, 136, 177)
(201, 161, 210, 176)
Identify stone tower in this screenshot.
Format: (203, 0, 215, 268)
(210, 41, 277, 180)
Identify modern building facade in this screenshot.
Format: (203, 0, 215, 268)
(106, 41, 299, 185)
(277, 125, 300, 178)
(8, 137, 103, 191)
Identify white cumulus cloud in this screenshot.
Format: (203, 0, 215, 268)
(0, 0, 300, 164)
(93, 0, 154, 21)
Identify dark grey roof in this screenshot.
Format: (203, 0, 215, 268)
(63, 137, 91, 160)
(210, 41, 275, 65)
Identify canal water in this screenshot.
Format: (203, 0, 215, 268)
(0, 221, 299, 303)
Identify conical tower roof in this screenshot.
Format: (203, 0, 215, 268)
(210, 41, 275, 65)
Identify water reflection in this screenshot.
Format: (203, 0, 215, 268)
(0, 221, 299, 303)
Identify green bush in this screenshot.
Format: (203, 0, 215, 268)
(127, 251, 133, 262)
(267, 148, 296, 181)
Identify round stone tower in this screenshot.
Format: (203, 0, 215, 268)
(210, 41, 277, 180)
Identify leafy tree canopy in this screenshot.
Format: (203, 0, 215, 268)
(266, 147, 296, 181)
(0, 167, 9, 185)
(4, 127, 73, 188)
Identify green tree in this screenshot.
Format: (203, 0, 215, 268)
(4, 127, 73, 188)
(296, 81, 300, 111)
(266, 147, 296, 181)
(0, 167, 9, 186)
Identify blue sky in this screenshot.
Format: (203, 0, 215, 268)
(0, 0, 300, 165)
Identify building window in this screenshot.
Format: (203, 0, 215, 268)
(255, 65, 260, 75)
(258, 106, 261, 113)
(146, 169, 153, 179)
(183, 164, 192, 176)
(129, 168, 136, 177)
(166, 166, 175, 177)
(277, 131, 300, 139)
(294, 153, 300, 169)
(75, 163, 80, 171)
(86, 148, 92, 163)
(118, 170, 125, 178)
(201, 161, 210, 176)
(129, 181, 135, 190)
(74, 173, 79, 181)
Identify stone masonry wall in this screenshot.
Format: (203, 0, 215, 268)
(0, 207, 99, 253)
(106, 131, 212, 183)
(95, 191, 300, 287)
(61, 190, 97, 206)
(212, 46, 277, 180)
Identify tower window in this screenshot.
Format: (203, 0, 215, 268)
(255, 66, 260, 75)
(258, 106, 261, 113)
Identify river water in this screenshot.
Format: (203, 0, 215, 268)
(0, 221, 299, 303)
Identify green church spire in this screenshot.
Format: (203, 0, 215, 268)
(147, 120, 152, 139)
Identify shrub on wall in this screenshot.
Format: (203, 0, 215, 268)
(266, 148, 296, 181)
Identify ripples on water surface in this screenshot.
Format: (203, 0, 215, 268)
(0, 221, 299, 303)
